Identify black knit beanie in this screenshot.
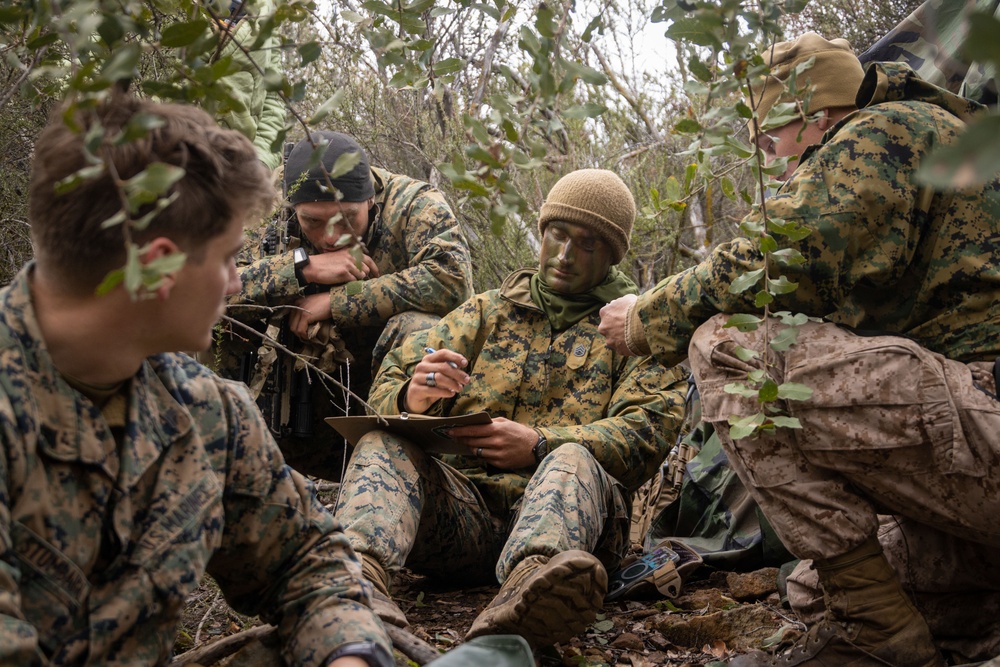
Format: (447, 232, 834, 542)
(284, 131, 376, 204)
(538, 169, 635, 264)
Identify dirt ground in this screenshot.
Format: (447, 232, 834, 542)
(173, 481, 802, 666)
(174, 559, 801, 666)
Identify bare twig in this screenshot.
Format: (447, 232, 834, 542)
(193, 588, 222, 648)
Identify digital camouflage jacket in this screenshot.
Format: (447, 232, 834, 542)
(369, 268, 689, 516)
(0, 268, 392, 666)
(233, 166, 473, 329)
(635, 62, 1000, 367)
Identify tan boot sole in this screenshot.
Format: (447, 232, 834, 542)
(466, 550, 608, 648)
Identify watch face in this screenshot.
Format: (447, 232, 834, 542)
(533, 437, 547, 462)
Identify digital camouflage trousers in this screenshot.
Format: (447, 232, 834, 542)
(334, 432, 631, 588)
(689, 314, 1000, 561)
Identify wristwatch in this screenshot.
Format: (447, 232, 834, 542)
(531, 430, 548, 464)
(292, 247, 310, 287)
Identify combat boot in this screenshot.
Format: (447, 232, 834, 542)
(465, 550, 607, 649)
(360, 553, 409, 628)
(730, 537, 943, 666)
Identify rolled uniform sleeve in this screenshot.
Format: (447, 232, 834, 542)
(228, 217, 304, 308)
(207, 381, 391, 667)
(367, 295, 488, 416)
(638, 104, 946, 368)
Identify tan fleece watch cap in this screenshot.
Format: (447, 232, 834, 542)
(538, 168, 635, 265)
(750, 32, 865, 139)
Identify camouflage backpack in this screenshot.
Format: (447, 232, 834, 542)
(635, 381, 793, 576)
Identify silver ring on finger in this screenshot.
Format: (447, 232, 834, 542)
(476, 447, 483, 457)
(426, 371, 437, 387)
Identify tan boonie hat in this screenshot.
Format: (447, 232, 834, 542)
(538, 168, 636, 265)
(750, 32, 865, 139)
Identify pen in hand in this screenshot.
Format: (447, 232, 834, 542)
(425, 347, 459, 368)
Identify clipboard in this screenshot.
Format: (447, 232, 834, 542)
(324, 411, 493, 455)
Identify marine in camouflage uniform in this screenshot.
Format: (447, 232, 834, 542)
(335, 169, 688, 649)
(222, 131, 473, 480)
(603, 34, 1000, 666)
(4, 95, 392, 666)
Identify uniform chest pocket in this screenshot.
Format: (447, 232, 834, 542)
(9, 522, 90, 655)
(566, 339, 592, 370)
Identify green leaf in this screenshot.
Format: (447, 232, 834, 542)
(724, 382, 759, 398)
(665, 15, 723, 49)
(27, 32, 61, 49)
(772, 311, 815, 326)
(123, 163, 185, 213)
(132, 193, 179, 231)
(433, 57, 465, 75)
(341, 10, 366, 22)
(160, 19, 210, 48)
(729, 412, 765, 440)
(663, 175, 682, 203)
(99, 210, 128, 230)
(117, 112, 166, 145)
(309, 90, 346, 125)
(99, 43, 141, 83)
(141, 250, 188, 290)
(329, 150, 362, 179)
(769, 219, 811, 242)
(768, 415, 803, 429)
(724, 313, 762, 331)
(963, 12, 1000, 68)
(54, 164, 106, 195)
(754, 291, 773, 307)
(563, 59, 608, 85)
(298, 41, 322, 66)
(0, 6, 25, 23)
(758, 378, 779, 402)
(95, 268, 125, 296)
(769, 325, 799, 352)
(729, 268, 764, 294)
(759, 234, 777, 253)
(721, 177, 736, 200)
(735, 100, 753, 119)
(917, 115, 1000, 188)
(466, 145, 503, 169)
(581, 14, 601, 42)
(535, 2, 555, 38)
(767, 275, 798, 295)
(562, 102, 607, 119)
(771, 247, 805, 266)
(734, 346, 759, 362)
(777, 382, 813, 401)
(673, 118, 701, 134)
(591, 619, 614, 633)
(124, 244, 142, 295)
(688, 56, 713, 82)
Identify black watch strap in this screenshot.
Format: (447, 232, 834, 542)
(293, 247, 309, 287)
(531, 430, 548, 464)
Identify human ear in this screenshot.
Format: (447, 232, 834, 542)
(141, 237, 181, 300)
